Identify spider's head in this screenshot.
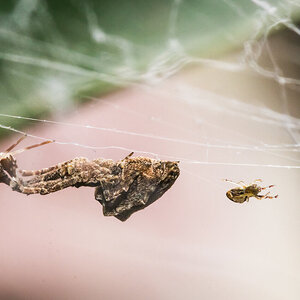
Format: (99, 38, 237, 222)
(245, 184, 261, 196)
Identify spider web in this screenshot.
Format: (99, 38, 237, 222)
(0, 0, 299, 171)
(0, 0, 299, 299)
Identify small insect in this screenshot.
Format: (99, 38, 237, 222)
(0, 135, 52, 188)
(224, 179, 278, 203)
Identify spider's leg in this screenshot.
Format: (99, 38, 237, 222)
(20, 158, 89, 182)
(20, 158, 95, 194)
(20, 176, 80, 195)
(23, 168, 64, 185)
(2, 138, 52, 183)
(23, 140, 53, 151)
(255, 191, 273, 200)
(265, 194, 278, 199)
(19, 165, 60, 177)
(252, 179, 263, 183)
(5, 135, 26, 152)
(123, 152, 134, 160)
(11, 140, 53, 156)
(223, 179, 246, 188)
(258, 193, 278, 200)
(261, 184, 275, 190)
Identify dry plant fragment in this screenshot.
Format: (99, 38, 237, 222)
(224, 179, 278, 203)
(3, 137, 180, 221)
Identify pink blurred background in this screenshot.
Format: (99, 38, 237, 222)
(0, 55, 299, 299)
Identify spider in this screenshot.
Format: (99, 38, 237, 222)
(1, 137, 180, 221)
(0, 135, 52, 188)
(224, 179, 278, 203)
(15, 152, 180, 221)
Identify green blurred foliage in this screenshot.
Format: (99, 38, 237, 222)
(0, 0, 299, 137)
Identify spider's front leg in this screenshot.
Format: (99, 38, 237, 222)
(260, 184, 275, 190)
(19, 157, 90, 184)
(19, 165, 61, 177)
(251, 179, 263, 184)
(17, 158, 111, 195)
(255, 191, 278, 200)
(18, 176, 82, 195)
(223, 179, 246, 188)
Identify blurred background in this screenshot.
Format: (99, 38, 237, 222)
(0, 0, 300, 299)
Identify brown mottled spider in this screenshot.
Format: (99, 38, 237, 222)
(224, 179, 278, 203)
(15, 152, 180, 221)
(0, 135, 52, 188)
